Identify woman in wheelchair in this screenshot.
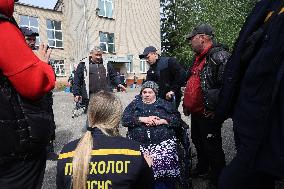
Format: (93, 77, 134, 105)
(122, 81, 181, 189)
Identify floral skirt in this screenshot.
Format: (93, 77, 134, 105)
(140, 138, 180, 179)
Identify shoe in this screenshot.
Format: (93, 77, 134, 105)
(191, 168, 209, 179)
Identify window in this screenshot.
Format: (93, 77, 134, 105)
(46, 19, 63, 48)
(99, 32, 115, 53)
(50, 60, 65, 76)
(140, 59, 149, 73)
(126, 62, 133, 73)
(98, 0, 113, 18)
(19, 15, 40, 45)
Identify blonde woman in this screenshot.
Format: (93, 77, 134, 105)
(56, 91, 154, 189)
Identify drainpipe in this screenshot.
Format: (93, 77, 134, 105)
(82, 0, 90, 99)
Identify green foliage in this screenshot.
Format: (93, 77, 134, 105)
(160, 0, 258, 67)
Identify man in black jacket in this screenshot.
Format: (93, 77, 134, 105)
(183, 24, 230, 189)
(73, 46, 126, 105)
(139, 46, 186, 109)
(217, 1, 284, 188)
(20, 26, 57, 161)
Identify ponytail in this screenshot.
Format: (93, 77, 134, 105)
(72, 131, 93, 189)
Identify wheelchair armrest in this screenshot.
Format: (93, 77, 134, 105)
(180, 120, 189, 129)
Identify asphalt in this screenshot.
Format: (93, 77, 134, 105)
(42, 88, 283, 189)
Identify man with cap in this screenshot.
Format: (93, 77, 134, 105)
(20, 26, 57, 161)
(20, 26, 39, 50)
(139, 46, 186, 109)
(183, 23, 230, 189)
(73, 46, 126, 107)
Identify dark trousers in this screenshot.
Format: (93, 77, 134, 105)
(219, 130, 276, 189)
(0, 151, 46, 189)
(191, 114, 225, 184)
(219, 157, 275, 189)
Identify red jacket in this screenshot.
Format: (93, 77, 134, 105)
(0, 0, 55, 100)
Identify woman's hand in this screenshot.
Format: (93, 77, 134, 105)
(153, 118, 168, 125)
(139, 117, 154, 125)
(139, 116, 168, 126)
(139, 116, 159, 126)
(143, 152, 153, 167)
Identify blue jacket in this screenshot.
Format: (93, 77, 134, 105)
(122, 96, 181, 145)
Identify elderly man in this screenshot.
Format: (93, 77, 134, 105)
(73, 46, 126, 105)
(183, 24, 230, 189)
(139, 46, 186, 109)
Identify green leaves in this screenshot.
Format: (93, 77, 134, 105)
(160, 0, 258, 67)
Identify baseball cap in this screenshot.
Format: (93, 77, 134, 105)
(20, 27, 39, 37)
(139, 46, 157, 59)
(186, 24, 214, 40)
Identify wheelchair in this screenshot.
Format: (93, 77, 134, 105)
(175, 119, 192, 189)
(72, 100, 87, 118)
(170, 96, 192, 189)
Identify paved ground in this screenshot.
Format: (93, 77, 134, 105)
(42, 88, 283, 189)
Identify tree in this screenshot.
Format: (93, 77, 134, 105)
(160, 0, 258, 67)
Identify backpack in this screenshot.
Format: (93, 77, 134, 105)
(183, 58, 206, 114)
(0, 13, 54, 160)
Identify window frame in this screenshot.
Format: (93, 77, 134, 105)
(126, 62, 133, 74)
(46, 19, 63, 49)
(50, 59, 66, 77)
(139, 59, 149, 73)
(98, 0, 114, 18)
(99, 31, 115, 53)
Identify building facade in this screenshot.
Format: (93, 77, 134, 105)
(14, 0, 161, 84)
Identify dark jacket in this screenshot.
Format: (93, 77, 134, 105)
(146, 57, 186, 108)
(122, 96, 181, 145)
(187, 44, 231, 111)
(73, 60, 120, 98)
(217, 0, 284, 176)
(56, 128, 154, 189)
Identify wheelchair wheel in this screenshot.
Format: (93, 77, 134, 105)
(176, 127, 193, 189)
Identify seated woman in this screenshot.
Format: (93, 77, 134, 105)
(56, 91, 154, 189)
(122, 81, 181, 189)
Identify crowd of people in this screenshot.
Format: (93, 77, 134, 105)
(1, 0, 284, 189)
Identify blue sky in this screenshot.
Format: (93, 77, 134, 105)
(19, 0, 58, 9)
